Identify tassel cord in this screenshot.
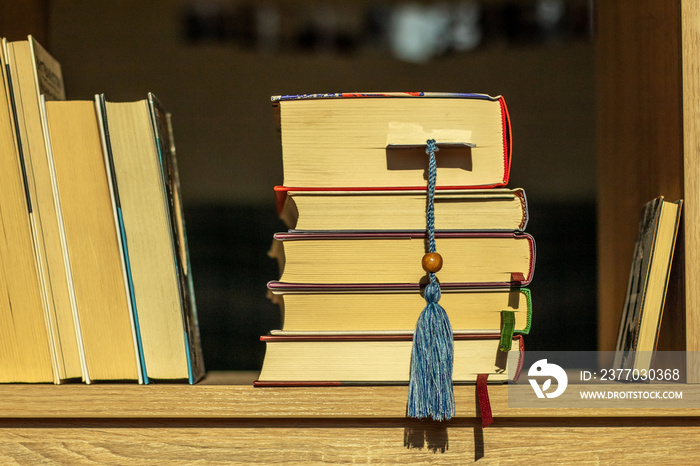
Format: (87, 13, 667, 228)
(406, 138, 455, 421)
(426, 139, 438, 287)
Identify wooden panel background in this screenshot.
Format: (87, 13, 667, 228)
(0, 0, 49, 44)
(595, 1, 689, 353)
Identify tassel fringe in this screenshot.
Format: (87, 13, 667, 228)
(407, 282, 455, 420)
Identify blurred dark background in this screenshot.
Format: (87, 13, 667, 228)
(4, 0, 597, 371)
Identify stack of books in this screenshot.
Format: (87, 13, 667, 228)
(0, 35, 204, 384)
(257, 92, 535, 386)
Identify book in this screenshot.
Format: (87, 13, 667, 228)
(267, 285, 532, 335)
(3, 36, 82, 381)
(276, 186, 528, 232)
(273, 93, 511, 189)
(269, 231, 535, 287)
(614, 196, 683, 371)
(0, 38, 55, 383)
(42, 99, 142, 383)
(96, 93, 205, 383)
(150, 96, 206, 384)
(254, 334, 524, 385)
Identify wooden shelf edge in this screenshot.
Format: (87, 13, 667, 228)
(1, 372, 698, 419)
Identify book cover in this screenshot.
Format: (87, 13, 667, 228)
(271, 92, 502, 101)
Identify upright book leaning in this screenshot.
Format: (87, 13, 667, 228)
(614, 196, 683, 372)
(96, 93, 205, 383)
(41, 99, 143, 383)
(3, 35, 81, 382)
(0, 38, 55, 383)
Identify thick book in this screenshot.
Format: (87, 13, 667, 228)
(267, 285, 532, 335)
(272, 92, 511, 189)
(269, 231, 535, 287)
(275, 186, 528, 232)
(0, 38, 55, 383)
(614, 196, 683, 371)
(3, 36, 82, 382)
(97, 93, 205, 383)
(42, 99, 143, 383)
(254, 333, 524, 385)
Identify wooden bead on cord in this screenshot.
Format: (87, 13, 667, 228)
(422, 252, 443, 273)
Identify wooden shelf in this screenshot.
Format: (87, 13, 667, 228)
(2, 372, 700, 463)
(2, 371, 700, 420)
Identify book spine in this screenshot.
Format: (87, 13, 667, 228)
(498, 96, 512, 186)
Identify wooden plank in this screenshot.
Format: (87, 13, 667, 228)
(0, 377, 698, 419)
(0, 423, 699, 464)
(682, 0, 700, 381)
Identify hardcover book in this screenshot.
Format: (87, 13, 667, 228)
(276, 186, 528, 232)
(270, 231, 535, 288)
(614, 196, 683, 371)
(273, 92, 511, 189)
(255, 333, 524, 385)
(267, 285, 532, 335)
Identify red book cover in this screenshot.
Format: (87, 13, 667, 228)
(273, 93, 512, 190)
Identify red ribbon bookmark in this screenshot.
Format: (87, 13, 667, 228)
(476, 373, 493, 427)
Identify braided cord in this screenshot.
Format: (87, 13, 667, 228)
(426, 139, 438, 283)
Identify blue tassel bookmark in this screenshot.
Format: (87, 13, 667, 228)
(407, 139, 455, 421)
